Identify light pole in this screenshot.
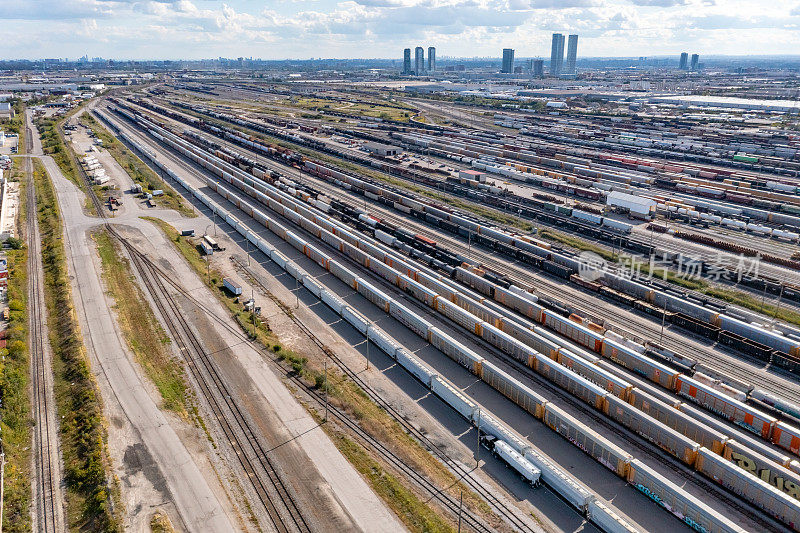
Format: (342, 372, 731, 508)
(475, 408, 481, 467)
(251, 287, 255, 338)
(365, 331, 371, 372)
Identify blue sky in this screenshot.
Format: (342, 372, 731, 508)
(5, 0, 800, 60)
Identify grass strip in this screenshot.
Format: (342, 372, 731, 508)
(331, 433, 454, 533)
(143, 216, 504, 530)
(0, 167, 32, 532)
(81, 113, 195, 218)
(34, 159, 119, 532)
(92, 230, 192, 417)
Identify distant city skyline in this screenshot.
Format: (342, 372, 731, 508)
(4, 0, 800, 60)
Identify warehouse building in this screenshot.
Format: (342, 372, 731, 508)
(364, 142, 401, 157)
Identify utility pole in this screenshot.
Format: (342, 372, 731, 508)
(457, 490, 463, 533)
(475, 408, 481, 467)
(323, 355, 329, 422)
(774, 283, 785, 322)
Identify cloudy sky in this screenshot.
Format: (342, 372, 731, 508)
(5, 0, 800, 60)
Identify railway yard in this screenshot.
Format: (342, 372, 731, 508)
(13, 74, 800, 533)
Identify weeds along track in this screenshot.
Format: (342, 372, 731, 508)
(28, 140, 62, 533)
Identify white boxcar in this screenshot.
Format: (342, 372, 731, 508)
(396, 348, 436, 386)
(696, 447, 800, 529)
(329, 259, 357, 289)
(524, 447, 594, 513)
(342, 306, 369, 335)
(544, 402, 632, 477)
(357, 279, 392, 313)
(605, 394, 699, 465)
(480, 362, 544, 416)
(587, 499, 639, 533)
(389, 300, 430, 338)
(367, 326, 401, 359)
(431, 376, 476, 420)
(428, 327, 484, 374)
(320, 289, 346, 315)
(435, 298, 484, 335)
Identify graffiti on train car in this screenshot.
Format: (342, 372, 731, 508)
(731, 451, 800, 500)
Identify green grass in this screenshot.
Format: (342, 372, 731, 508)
(81, 113, 195, 217)
(0, 238, 32, 532)
(34, 159, 120, 532)
(93, 230, 192, 417)
(286, 97, 414, 122)
(332, 434, 455, 533)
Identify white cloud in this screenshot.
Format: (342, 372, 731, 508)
(4, 0, 800, 59)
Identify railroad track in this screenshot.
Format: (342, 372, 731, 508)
(123, 98, 800, 405)
(110, 106, 787, 531)
(216, 165, 782, 532)
(93, 106, 527, 532)
(74, 132, 311, 533)
(126, 97, 800, 404)
(27, 127, 63, 533)
(229, 256, 520, 533)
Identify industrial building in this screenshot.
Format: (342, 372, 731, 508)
(501, 49, 515, 74)
(566, 34, 578, 75)
(363, 142, 401, 157)
(414, 46, 425, 75)
(428, 47, 436, 72)
(550, 33, 565, 76)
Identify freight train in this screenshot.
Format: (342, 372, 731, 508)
(121, 96, 800, 302)
(111, 103, 800, 531)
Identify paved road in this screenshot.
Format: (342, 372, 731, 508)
(27, 112, 237, 532)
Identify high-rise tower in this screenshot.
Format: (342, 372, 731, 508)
(566, 34, 578, 74)
(501, 48, 515, 74)
(428, 47, 436, 72)
(414, 46, 425, 75)
(550, 33, 565, 76)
